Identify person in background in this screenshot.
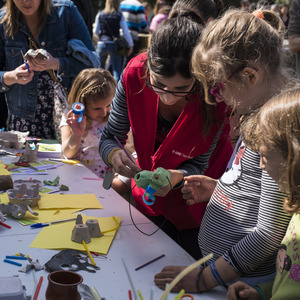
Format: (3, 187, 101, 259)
(143, 1, 153, 25)
(227, 87, 300, 300)
(288, 0, 300, 78)
(280, 3, 289, 31)
(149, 5, 171, 32)
(154, 9, 291, 293)
(94, 0, 133, 82)
(240, 0, 250, 11)
(99, 15, 233, 259)
(0, 0, 6, 130)
(0, 0, 96, 139)
(70, 0, 94, 38)
(152, 0, 166, 17)
(169, 0, 224, 27)
(120, 0, 148, 68)
(61, 68, 116, 178)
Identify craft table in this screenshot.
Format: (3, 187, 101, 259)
(0, 153, 227, 300)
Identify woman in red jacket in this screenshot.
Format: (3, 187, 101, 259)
(99, 15, 232, 259)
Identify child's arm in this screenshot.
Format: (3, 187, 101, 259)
(61, 110, 86, 158)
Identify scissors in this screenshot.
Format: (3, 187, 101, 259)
(20, 50, 31, 74)
(180, 295, 194, 300)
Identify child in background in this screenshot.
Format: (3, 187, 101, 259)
(60, 68, 116, 178)
(227, 87, 300, 300)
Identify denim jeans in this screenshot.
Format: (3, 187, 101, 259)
(97, 41, 122, 82)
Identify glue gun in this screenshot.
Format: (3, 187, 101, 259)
(134, 167, 171, 205)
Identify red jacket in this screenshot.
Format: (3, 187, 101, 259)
(123, 53, 232, 229)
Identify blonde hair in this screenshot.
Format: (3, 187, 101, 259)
(1, 0, 52, 38)
(242, 87, 300, 214)
(104, 0, 120, 14)
(68, 68, 116, 132)
(191, 9, 284, 107)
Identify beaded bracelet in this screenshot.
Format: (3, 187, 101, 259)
(196, 267, 204, 293)
(210, 261, 228, 289)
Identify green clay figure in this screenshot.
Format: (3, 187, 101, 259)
(134, 167, 171, 205)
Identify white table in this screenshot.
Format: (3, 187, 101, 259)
(0, 154, 227, 300)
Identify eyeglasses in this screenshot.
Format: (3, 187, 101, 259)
(209, 82, 225, 101)
(145, 73, 196, 97)
(208, 66, 249, 101)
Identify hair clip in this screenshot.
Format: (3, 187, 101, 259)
(252, 10, 264, 19)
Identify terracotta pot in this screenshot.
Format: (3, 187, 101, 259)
(45, 270, 83, 300)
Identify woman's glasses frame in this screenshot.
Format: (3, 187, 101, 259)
(145, 73, 196, 97)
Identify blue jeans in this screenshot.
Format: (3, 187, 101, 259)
(97, 41, 122, 82)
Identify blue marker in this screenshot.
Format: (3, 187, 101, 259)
(5, 255, 28, 260)
(20, 50, 31, 74)
(3, 259, 22, 267)
(72, 102, 85, 122)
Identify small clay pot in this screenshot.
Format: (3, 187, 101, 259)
(45, 270, 83, 300)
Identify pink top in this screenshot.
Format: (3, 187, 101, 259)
(149, 13, 168, 31)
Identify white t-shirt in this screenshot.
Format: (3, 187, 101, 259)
(60, 116, 110, 178)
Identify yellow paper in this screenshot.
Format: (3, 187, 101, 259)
(0, 193, 9, 204)
(30, 215, 121, 255)
(38, 194, 103, 210)
(23, 209, 81, 223)
(0, 162, 11, 175)
(0, 193, 81, 224)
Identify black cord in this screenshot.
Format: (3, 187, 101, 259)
(129, 176, 173, 236)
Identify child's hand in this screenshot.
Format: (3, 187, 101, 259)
(154, 169, 183, 197)
(227, 281, 260, 300)
(181, 175, 217, 205)
(66, 110, 86, 137)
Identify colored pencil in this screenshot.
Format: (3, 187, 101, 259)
(33, 276, 43, 300)
(0, 221, 11, 229)
(114, 135, 135, 164)
(82, 240, 96, 266)
(135, 254, 165, 271)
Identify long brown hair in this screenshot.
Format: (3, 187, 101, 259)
(0, 0, 52, 38)
(242, 87, 300, 214)
(192, 9, 285, 107)
(68, 68, 116, 135)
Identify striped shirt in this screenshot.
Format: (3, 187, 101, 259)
(199, 144, 291, 277)
(120, 0, 148, 41)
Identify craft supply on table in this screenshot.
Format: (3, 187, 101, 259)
(49, 158, 79, 165)
(30, 217, 77, 228)
(0, 221, 11, 229)
(72, 102, 85, 122)
(3, 259, 22, 267)
(33, 276, 43, 300)
(135, 254, 165, 271)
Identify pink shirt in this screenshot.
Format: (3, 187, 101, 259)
(149, 13, 168, 31)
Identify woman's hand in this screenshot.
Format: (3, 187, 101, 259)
(109, 149, 141, 178)
(154, 266, 199, 293)
(227, 281, 260, 300)
(2, 64, 34, 86)
(181, 175, 217, 205)
(27, 50, 59, 72)
(66, 110, 86, 137)
(154, 169, 184, 197)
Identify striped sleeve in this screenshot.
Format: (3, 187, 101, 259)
(99, 73, 131, 167)
(223, 171, 291, 276)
